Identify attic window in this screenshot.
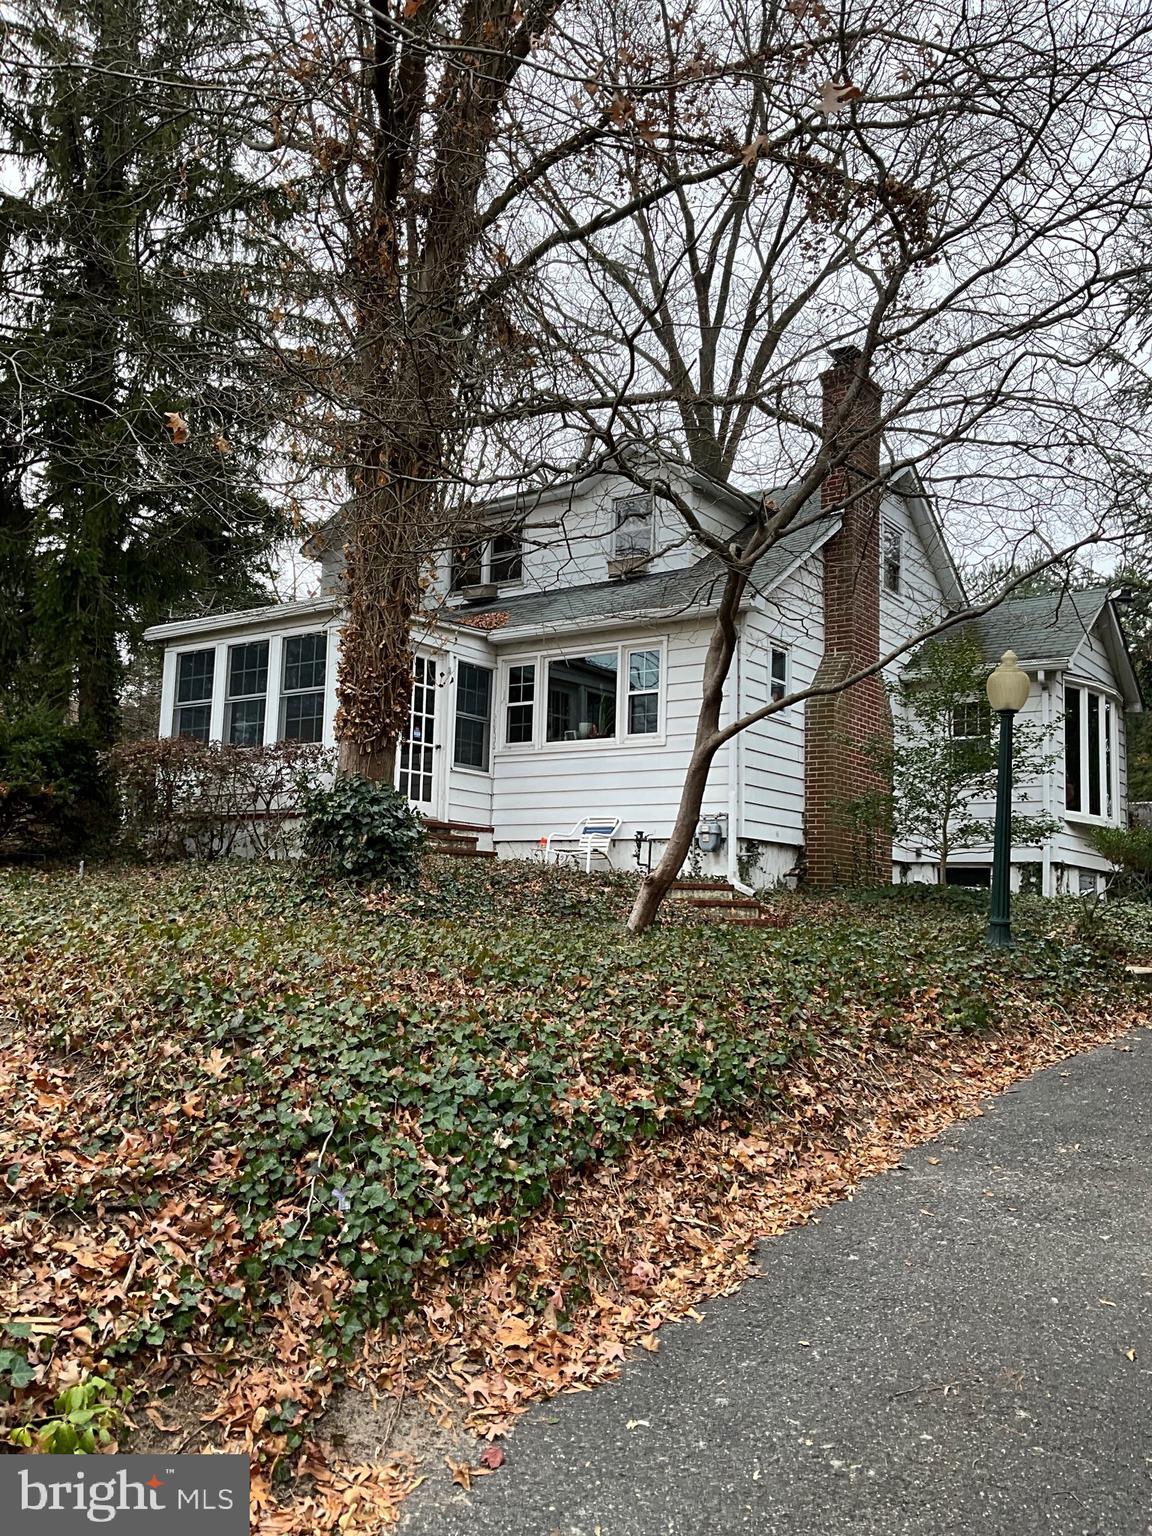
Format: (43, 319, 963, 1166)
(882, 521, 903, 594)
(613, 495, 653, 560)
(451, 527, 523, 591)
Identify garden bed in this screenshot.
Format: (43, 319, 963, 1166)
(0, 860, 1145, 1526)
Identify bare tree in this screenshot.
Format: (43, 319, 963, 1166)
(499, 0, 1152, 929)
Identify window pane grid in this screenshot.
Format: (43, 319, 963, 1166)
(506, 663, 535, 744)
(454, 662, 492, 770)
(1065, 684, 1117, 820)
(625, 648, 659, 736)
(176, 649, 214, 704)
(283, 633, 326, 693)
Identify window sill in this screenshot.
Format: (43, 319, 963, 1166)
(452, 763, 493, 778)
(497, 734, 667, 755)
(1064, 810, 1120, 828)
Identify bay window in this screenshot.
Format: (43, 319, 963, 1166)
(1065, 683, 1118, 819)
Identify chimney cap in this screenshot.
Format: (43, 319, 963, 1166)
(828, 344, 863, 366)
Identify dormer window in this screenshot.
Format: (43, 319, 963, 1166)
(450, 526, 524, 591)
(612, 494, 653, 560)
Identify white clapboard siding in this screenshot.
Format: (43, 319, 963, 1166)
(879, 491, 949, 674)
(738, 555, 825, 846)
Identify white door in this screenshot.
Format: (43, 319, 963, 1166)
(396, 653, 442, 817)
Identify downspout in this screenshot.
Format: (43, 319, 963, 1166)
(727, 618, 755, 897)
(1039, 670, 1053, 898)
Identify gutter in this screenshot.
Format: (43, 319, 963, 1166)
(1039, 669, 1054, 898)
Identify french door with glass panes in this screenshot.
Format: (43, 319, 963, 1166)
(396, 653, 442, 814)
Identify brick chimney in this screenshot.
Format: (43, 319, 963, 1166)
(803, 347, 892, 886)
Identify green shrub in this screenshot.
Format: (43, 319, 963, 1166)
(302, 774, 425, 886)
(1086, 823, 1152, 894)
(0, 707, 115, 859)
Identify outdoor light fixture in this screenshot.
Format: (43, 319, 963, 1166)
(696, 815, 726, 855)
(985, 650, 1031, 948)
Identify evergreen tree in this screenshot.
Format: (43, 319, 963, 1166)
(1, 0, 288, 741)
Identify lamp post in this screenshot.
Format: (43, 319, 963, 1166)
(985, 650, 1031, 948)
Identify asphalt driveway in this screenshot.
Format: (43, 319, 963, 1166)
(402, 1027, 1152, 1536)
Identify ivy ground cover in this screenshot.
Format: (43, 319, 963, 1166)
(0, 861, 1146, 1526)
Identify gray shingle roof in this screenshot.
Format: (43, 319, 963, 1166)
(951, 586, 1112, 666)
(445, 499, 829, 633)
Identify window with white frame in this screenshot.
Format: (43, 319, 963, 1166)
(627, 649, 660, 734)
(504, 643, 663, 746)
(280, 633, 327, 742)
(450, 525, 524, 591)
(225, 640, 269, 746)
(1065, 683, 1118, 819)
(174, 649, 215, 741)
(769, 646, 788, 704)
(505, 663, 535, 743)
(612, 494, 653, 559)
(882, 520, 903, 594)
(454, 661, 493, 769)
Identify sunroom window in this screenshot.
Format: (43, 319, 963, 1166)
(280, 633, 327, 743)
(626, 649, 660, 734)
(1065, 684, 1117, 818)
(547, 653, 618, 740)
(505, 663, 535, 744)
(454, 662, 493, 769)
(174, 649, 214, 742)
(225, 640, 268, 747)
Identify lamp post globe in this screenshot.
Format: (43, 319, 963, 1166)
(986, 651, 1031, 713)
(985, 650, 1030, 948)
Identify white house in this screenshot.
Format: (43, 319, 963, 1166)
(143, 354, 1141, 894)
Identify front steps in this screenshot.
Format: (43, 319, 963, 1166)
(421, 818, 496, 859)
(668, 880, 781, 927)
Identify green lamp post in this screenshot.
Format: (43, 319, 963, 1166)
(985, 650, 1031, 948)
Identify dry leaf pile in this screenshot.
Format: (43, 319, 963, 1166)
(0, 863, 1146, 1530)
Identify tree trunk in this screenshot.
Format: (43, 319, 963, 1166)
(627, 568, 746, 933)
(337, 737, 397, 781)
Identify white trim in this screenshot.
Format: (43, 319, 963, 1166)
(264, 634, 284, 746)
(144, 596, 339, 643)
